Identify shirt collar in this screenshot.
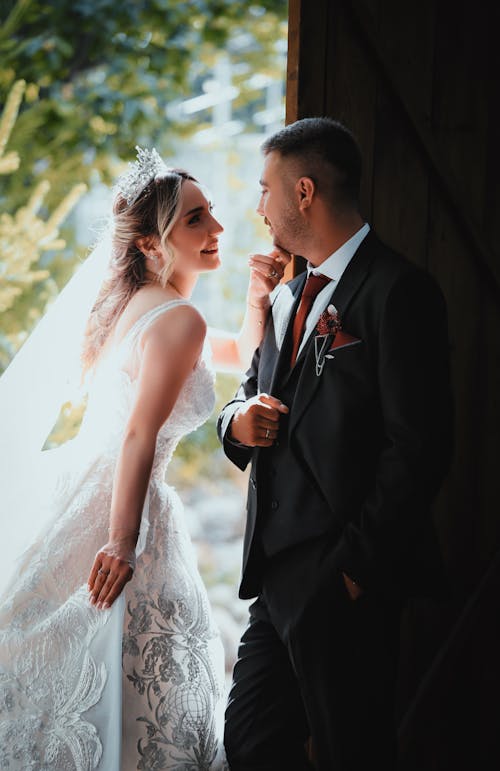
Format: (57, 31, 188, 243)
(307, 223, 370, 281)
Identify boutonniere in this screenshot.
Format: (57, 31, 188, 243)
(317, 303, 342, 337)
(314, 305, 361, 376)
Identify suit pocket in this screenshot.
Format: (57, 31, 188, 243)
(326, 339, 363, 357)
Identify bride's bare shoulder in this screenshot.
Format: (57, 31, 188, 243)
(113, 285, 175, 341)
(141, 300, 206, 350)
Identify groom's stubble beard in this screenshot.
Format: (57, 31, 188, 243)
(273, 193, 309, 257)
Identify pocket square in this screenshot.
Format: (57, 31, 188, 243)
(328, 330, 362, 352)
(315, 307, 362, 375)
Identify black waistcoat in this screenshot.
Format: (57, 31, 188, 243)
(256, 358, 339, 558)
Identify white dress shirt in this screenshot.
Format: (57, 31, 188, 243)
(296, 223, 370, 358)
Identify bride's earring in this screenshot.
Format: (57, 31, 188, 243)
(150, 253, 163, 283)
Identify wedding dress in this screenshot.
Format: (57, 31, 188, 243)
(0, 299, 227, 770)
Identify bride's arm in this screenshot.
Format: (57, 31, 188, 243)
(209, 246, 291, 372)
(87, 305, 206, 609)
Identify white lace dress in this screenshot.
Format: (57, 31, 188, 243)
(0, 301, 227, 770)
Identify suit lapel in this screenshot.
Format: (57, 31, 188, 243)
(289, 233, 376, 435)
(265, 273, 306, 395)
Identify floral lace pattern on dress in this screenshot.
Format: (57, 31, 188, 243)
(0, 589, 108, 769)
(123, 585, 222, 770)
(0, 301, 226, 770)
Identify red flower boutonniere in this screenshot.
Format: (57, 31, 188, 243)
(317, 304, 342, 336)
(314, 305, 361, 376)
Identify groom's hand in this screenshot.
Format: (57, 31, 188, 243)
(229, 393, 289, 447)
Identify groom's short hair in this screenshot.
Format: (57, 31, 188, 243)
(261, 117, 362, 210)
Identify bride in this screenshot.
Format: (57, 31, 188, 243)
(0, 147, 288, 770)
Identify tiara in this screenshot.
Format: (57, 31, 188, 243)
(116, 145, 169, 205)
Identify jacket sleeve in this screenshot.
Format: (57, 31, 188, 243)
(334, 269, 454, 590)
(216, 344, 261, 471)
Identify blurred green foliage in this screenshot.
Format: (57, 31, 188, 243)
(0, 0, 287, 460)
(0, 0, 286, 367)
(0, 78, 88, 367)
(0, 0, 287, 211)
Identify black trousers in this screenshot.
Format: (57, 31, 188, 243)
(225, 538, 401, 771)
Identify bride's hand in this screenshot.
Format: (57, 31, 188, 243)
(247, 246, 291, 308)
(87, 535, 136, 610)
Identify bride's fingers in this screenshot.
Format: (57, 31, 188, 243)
(87, 561, 100, 590)
(89, 567, 109, 604)
(99, 575, 130, 609)
(248, 253, 284, 275)
(248, 267, 282, 295)
(95, 563, 133, 609)
(88, 553, 110, 599)
(270, 245, 292, 265)
(94, 571, 116, 608)
(88, 550, 109, 590)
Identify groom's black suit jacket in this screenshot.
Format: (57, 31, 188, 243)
(218, 231, 453, 601)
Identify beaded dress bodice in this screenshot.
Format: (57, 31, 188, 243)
(79, 299, 216, 476)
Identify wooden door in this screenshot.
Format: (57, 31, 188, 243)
(286, 0, 500, 767)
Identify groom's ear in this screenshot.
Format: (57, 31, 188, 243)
(296, 176, 315, 211)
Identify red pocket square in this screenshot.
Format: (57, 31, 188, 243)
(329, 330, 361, 352)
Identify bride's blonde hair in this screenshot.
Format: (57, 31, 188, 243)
(81, 169, 196, 372)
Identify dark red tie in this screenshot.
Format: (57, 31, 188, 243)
(290, 273, 331, 366)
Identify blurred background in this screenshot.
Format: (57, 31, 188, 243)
(0, 0, 288, 676)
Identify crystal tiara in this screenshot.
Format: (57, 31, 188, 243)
(116, 145, 169, 206)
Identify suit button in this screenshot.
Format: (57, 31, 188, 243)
(271, 500, 279, 510)
(275, 440, 280, 447)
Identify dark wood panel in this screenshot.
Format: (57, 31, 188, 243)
(371, 89, 430, 267)
(342, 0, 500, 298)
(428, 0, 496, 593)
(427, 193, 484, 595)
(324, 0, 377, 223)
(432, 1, 489, 227)
(286, 0, 330, 123)
(286, 0, 499, 587)
(370, 0, 435, 268)
(286, 0, 330, 277)
(286, 0, 500, 766)
(476, 299, 500, 567)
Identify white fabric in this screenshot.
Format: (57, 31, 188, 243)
(0, 232, 112, 593)
(297, 222, 370, 356)
(0, 300, 227, 770)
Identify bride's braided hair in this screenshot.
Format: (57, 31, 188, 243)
(81, 168, 196, 372)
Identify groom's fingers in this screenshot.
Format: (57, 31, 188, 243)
(258, 421, 278, 442)
(259, 394, 289, 413)
(257, 412, 281, 444)
(230, 394, 288, 445)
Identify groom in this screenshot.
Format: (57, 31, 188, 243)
(217, 117, 453, 770)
